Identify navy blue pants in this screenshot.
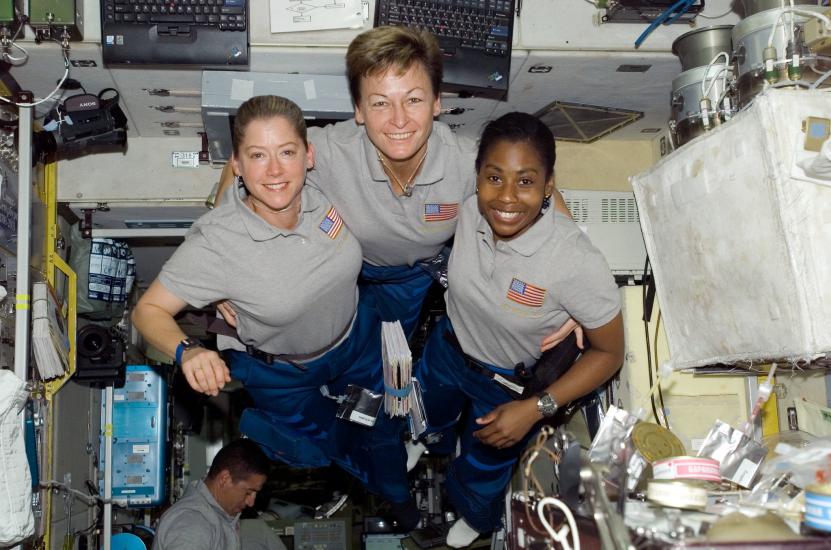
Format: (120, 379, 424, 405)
(359, 262, 435, 338)
(416, 317, 538, 533)
(230, 298, 410, 504)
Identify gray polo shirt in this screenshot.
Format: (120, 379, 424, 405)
(240, 518, 287, 550)
(307, 120, 477, 267)
(446, 196, 621, 369)
(152, 480, 240, 550)
(159, 184, 362, 355)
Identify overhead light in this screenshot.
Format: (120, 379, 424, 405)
(640, 128, 663, 133)
(534, 101, 643, 143)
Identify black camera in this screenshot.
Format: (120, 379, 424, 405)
(30, 88, 127, 164)
(74, 323, 127, 387)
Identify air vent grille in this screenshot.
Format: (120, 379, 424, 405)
(601, 197, 639, 223)
(564, 198, 590, 223)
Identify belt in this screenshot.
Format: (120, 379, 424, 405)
(442, 330, 532, 399)
(185, 312, 353, 372)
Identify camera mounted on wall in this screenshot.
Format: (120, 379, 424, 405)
(30, 87, 127, 164)
(73, 322, 127, 388)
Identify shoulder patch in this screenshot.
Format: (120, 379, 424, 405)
(319, 207, 344, 239)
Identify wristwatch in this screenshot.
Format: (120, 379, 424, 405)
(175, 337, 204, 365)
(536, 391, 559, 418)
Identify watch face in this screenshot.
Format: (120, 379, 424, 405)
(538, 393, 558, 417)
(182, 337, 201, 350)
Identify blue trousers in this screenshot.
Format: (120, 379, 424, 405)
(230, 298, 410, 504)
(416, 316, 538, 533)
(359, 262, 435, 338)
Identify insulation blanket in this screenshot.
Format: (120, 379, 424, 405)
(631, 89, 831, 369)
(0, 370, 34, 544)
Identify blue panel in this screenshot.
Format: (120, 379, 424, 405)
(100, 365, 168, 507)
(809, 121, 829, 139)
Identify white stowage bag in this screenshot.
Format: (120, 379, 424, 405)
(631, 88, 831, 370)
(0, 370, 34, 545)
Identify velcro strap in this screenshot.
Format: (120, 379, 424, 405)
(384, 383, 412, 398)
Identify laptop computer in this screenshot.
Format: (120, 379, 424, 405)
(101, 0, 249, 66)
(375, 0, 515, 97)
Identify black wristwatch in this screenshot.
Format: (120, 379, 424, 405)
(175, 337, 204, 365)
(536, 391, 559, 418)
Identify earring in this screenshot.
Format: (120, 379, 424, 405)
(235, 175, 244, 187)
(541, 194, 551, 211)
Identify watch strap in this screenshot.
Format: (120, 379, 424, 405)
(175, 341, 187, 366)
(175, 338, 202, 366)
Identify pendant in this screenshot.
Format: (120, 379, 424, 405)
(403, 187, 413, 198)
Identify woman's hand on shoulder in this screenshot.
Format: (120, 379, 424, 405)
(216, 300, 238, 328)
(181, 348, 231, 396)
(473, 399, 539, 449)
(541, 317, 584, 352)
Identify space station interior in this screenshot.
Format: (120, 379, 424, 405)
(1, 0, 831, 548)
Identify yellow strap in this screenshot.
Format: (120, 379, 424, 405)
(760, 374, 780, 437)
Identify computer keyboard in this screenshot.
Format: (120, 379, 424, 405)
(103, 0, 246, 31)
(376, 0, 511, 56)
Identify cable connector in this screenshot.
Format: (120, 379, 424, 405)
(758, 363, 777, 403)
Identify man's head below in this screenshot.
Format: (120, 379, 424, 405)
(204, 439, 270, 516)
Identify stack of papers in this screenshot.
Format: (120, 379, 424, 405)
(381, 321, 427, 438)
(31, 282, 69, 380)
(382, 321, 411, 417)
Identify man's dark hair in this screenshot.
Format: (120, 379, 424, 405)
(206, 439, 270, 483)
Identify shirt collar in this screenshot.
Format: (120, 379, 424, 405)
(475, 207, 557, 257)
(361, 126, 444, 187)
(234, 182, 321, 241)
(196, 480, 239, 523)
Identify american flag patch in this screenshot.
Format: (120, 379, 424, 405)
(319, 207, 344, 239)
(507, 278, 546, 307)
(424, 203, 459, 222)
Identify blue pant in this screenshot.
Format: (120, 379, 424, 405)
(359, 262, 435, 338)
(416, 317, 538, 533)
(230, 298, 410, 504)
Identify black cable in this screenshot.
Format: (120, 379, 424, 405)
(72, 480, 102, 536)
(654, 311, 668, 423)
(642, 255, 661, 426)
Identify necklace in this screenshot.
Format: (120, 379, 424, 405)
(377, 148, 428, 197)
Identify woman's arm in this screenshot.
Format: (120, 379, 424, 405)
(473, 312, 625, 448)
(553, 190, 572, 219)
(540, 317, 584, 352)
(536, 191, 580, 349)
(132, 279, 231, 396)
(211, 163, 236, 208)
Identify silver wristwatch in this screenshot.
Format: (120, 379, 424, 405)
(536, 391, 559, 418)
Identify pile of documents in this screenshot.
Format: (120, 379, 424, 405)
(31, 282, 69, 380)
(381, 321, 427, 438)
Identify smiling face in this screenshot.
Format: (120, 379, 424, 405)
(476, 139, 554, 242)
(231, 115, 314, 223)
(354, 63, 440, 168)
